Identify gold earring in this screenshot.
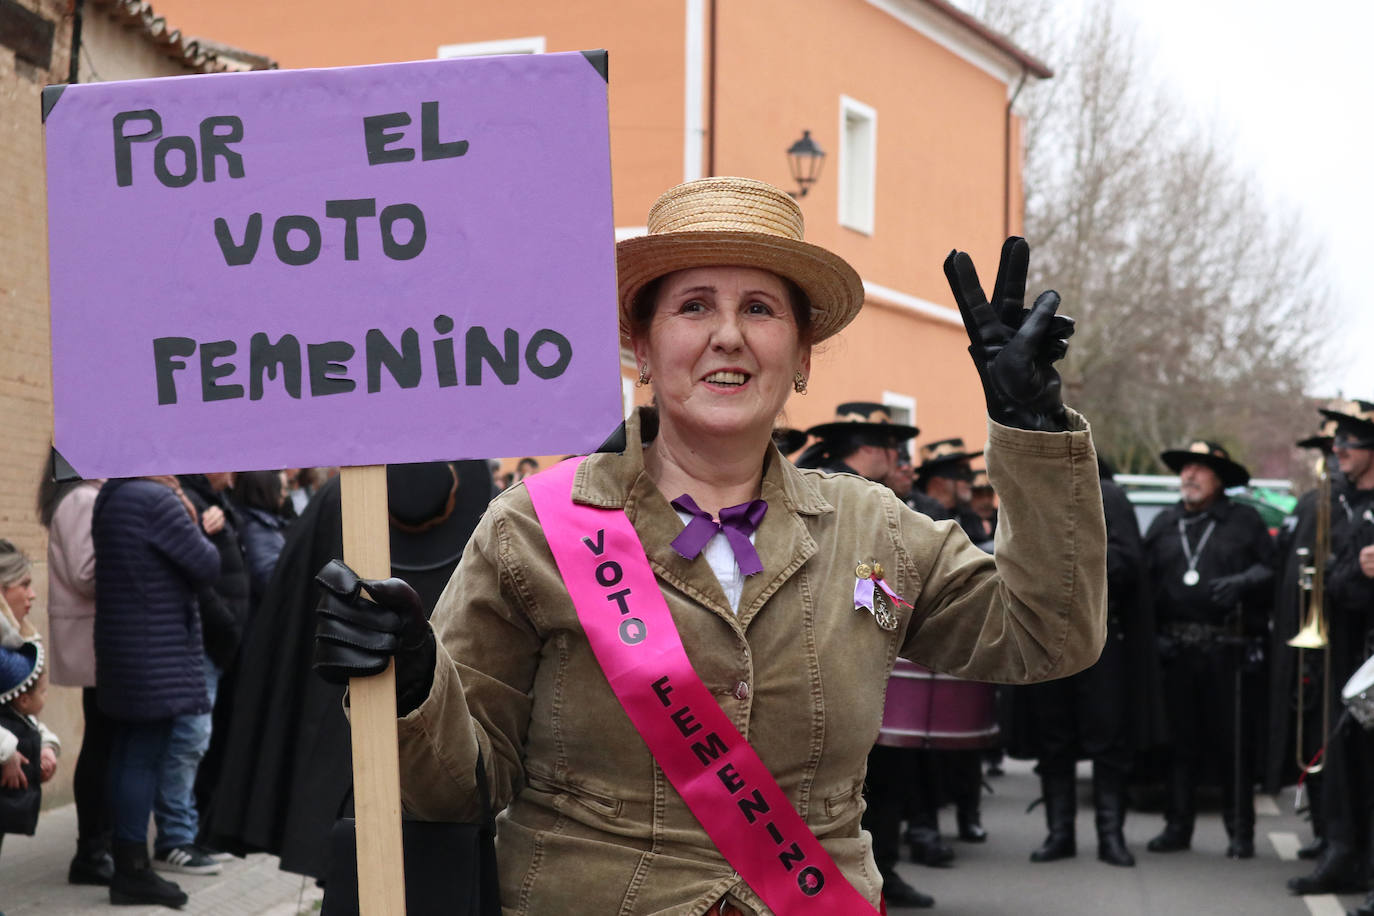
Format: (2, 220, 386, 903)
(793, 371, 808, 394)
(637, 365, 650, 387)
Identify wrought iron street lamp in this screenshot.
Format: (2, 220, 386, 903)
(786, 129, 825, 198)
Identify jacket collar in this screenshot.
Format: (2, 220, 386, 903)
(572, 407, 833, 517)
(568, 407, 833, 624)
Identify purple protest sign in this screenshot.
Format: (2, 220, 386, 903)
(44, 51, 620, 479)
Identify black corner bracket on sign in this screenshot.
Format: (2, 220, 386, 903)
(595, 420, 627, 456)
(580, 50, 608, 82)
(49, 446, 80, 483)
(41, 83, 66, 122)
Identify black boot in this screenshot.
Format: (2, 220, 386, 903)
(1299, 774, 1327, 860)
(1287, 843, 1367, 895)
(1029, 771, 1076, 862)
(1147, 764, 1194, 853)
(1222, 776, 1256, 860)
(879, 867, 935, 909)
(904, 820, 954, 868)
(1093, 766, 1135, 867)
(68, 835, 115, 886)
(957, 805, 988, 843)
(110, 841, 188, 908)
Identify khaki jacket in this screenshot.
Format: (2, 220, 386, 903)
(398, 408, 1106, 915)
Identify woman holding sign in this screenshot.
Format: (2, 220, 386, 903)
(314, 177, 1106, 915)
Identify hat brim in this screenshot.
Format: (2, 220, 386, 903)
(804, 420, 920, 443)
(1159, 450, 1250, 488)
(916, 452, 983, 475)
(617, 231, 865, 344)
(1296, 434, 1333, 451)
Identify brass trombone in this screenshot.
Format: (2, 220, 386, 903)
(1289, 453, 1331, 774)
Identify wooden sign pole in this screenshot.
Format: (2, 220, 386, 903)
(340, 465, 406, 914)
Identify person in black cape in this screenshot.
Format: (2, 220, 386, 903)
(1262, 419, 1339, 855)
(204, 460, 494, 879)
(1005, 457, 1167, 866)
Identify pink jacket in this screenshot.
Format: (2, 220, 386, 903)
(46, 480, 101, 687)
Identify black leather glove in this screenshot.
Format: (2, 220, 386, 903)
(314, 558, 437, 716)
(1208, 565, 1270, 609)
(943, 237, 1074, 432)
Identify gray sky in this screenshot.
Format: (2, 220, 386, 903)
(1102, 0, 1372, 399)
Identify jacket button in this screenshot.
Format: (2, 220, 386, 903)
(733, 681, 750, 700)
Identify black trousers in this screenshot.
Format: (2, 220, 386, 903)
(863, 745, 925, 872)
(1027, 626, 1131, 778)
(74, 687, 115, 845)
(1159, 644, 1257, 835)
(1320, 712, 1374, 853)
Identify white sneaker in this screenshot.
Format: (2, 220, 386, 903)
(153, 844, 223, 875)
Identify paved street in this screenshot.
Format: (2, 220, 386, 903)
(0, 803, 322, 916)
(1, 758, 1367, 914)
(889, 759, 1366, 915)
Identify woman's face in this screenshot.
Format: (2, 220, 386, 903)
(633, 266, 809, 442)
(2, 574, 35, 622)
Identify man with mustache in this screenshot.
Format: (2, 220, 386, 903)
(1143, 441, 1276, 860)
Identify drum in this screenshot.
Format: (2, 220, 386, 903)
(876, 659, 999, 749)
(1342, 653, 1374, 731)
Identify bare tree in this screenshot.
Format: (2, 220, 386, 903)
(970, 0, 1331, 477)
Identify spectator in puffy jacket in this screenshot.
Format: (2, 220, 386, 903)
(38, 471, 115, 886)
(232, 470, 291, 605)
(93, 476, 219, 907)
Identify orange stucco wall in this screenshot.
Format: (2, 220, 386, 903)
(149, 0, 1033, 457)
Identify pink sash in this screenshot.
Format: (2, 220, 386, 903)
(524, 458, 877, 915)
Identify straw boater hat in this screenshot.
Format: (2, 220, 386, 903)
(1159, 440, 1250, 488)
(916, 438, 983, 480)
(616, 177, 865, 343)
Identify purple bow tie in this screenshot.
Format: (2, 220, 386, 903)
(670, 494, 768, 577)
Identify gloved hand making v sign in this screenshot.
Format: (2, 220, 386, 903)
(313, 558, 437, 716)
(943, 237, 1074, 433)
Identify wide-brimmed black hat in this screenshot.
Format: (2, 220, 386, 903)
(804, 402, 919, 444)
(970, 468, 992, 491)
(916, 437, 983, 480)
(771, 427, 808, 456)
(1319, 398, 1374, 448)
(387, 460, 495, 572)
(1160, 440, 1250, 488)
(1296, 418, 1338, 452)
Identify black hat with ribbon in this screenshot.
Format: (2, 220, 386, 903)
(797, 403, 919, 469)
(1296, 417, 1338, 452)
(1318, 398, 1374, 449)
(1159, 440, 1250, 488)
(803, 402, 919, 444)
(915, 437, 983, 481)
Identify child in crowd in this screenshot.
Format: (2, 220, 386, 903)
(0, 637, 60, 856)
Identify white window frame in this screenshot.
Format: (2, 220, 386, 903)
(838, 95, 877, 235)
(881, 391, 916, 428)
(437, 36, 546, 58)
